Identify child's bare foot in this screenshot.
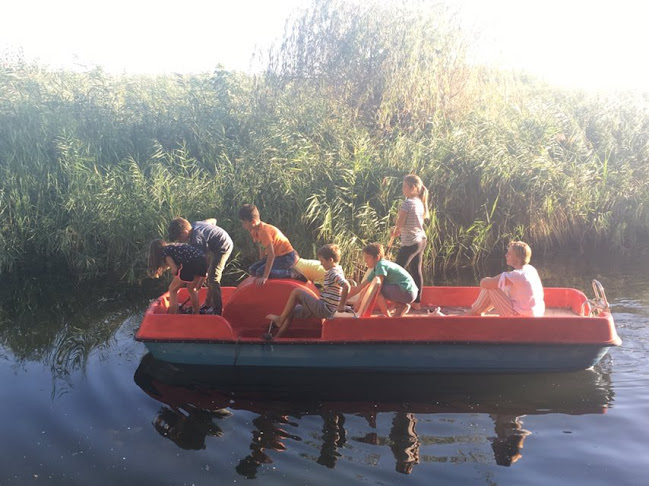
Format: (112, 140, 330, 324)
(411, 302, 422, 311)
(266, 314, 281, 326)
(394, 303, 411, 317)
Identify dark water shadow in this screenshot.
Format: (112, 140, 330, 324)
(134, 354, 614, 475)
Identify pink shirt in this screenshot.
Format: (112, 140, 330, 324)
(498, 264, 545, 317)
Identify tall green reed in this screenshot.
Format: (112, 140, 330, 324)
(1, 0, 648, 287)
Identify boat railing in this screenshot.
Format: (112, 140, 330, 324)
(582, 280, 610, 317)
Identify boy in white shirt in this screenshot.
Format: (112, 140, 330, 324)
(464, 241, 545, 317)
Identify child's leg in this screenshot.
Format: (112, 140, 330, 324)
(266, 252, 298, 279)
(266, 288, 304, 327)
(209, 249, 231, 315)
(486, 288, 516, 316)
(274, 313, 294, 338)
(187, 276, 204, 314)
(167, 277, 184, 314)
(376, 293, 391, 317)
(249, 259, 265, 277)
(466, 289, 492, 315)
(396, 242, 425, 306)
(467, 288, 515, 316)
(350, 286, 368, 312)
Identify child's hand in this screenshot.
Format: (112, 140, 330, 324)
(256, 277, 268, 287)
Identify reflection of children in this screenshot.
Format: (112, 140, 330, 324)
(389, 412, 420, 474)
(490, 414, 531, 466)
(238, 204, 298, 287)
(168, 217, 233, 315)
(148, 240, 207, 314)
(266, 244, 350, 340)
(346, 243, 417, 317)
(153, 407, 224, 450)
(391, 174, 429, 310)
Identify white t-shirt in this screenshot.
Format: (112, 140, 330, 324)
(399, 197, 426, 246)
(498, 264, 545, 317)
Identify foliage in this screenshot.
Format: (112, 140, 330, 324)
(1, 0, 648, 288)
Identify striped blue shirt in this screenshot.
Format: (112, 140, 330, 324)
(399, 197, 426, 246)
(320, 266, 348, 312)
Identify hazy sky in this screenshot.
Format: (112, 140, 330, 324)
(1, 0, 647, 92)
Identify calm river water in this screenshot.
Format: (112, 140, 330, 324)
(1, 254, 648, 485)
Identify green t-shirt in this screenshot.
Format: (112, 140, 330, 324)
(365, 259, 417, 295)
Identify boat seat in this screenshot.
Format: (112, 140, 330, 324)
(357, 276, 382, 318)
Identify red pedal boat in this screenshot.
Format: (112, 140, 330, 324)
(135, 278, 621, 373)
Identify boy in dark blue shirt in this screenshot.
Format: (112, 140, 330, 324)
(168, 217, 233, 315)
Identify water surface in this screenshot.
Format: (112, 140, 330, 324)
(1, 255, 648, 485)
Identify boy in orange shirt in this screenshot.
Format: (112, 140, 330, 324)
(238, 204, 299, 287)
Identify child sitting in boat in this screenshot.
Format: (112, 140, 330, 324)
(463, 241, 545, 317)
(347, 243, 418, 317)
(265, 244, 350, 340)
(238, 204, 298, 287)
(148, 240, 207, 314)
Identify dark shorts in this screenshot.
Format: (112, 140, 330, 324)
(177, 258, 208, 283)
(381, 284, 417, 304)
(291, 292, 335, 320)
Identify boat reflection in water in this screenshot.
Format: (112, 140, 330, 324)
(134, 354, 613, 476)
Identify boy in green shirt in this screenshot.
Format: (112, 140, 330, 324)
(346, 243, 417, 317)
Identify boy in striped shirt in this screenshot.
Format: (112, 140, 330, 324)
(265, 244, 350, 340)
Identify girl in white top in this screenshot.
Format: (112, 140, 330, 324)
(392, 174, 429, 310)
(465, 241, 545, 317)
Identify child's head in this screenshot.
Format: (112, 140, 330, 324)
(507, 241, 532, 266)
(168, 218, 192, 242)
(148, 239, 166, 277)
(317, 244, 341, 269)
(403, 174, 430, 220)
(362, 243, 384, 268)
(238, 204, 260, 231)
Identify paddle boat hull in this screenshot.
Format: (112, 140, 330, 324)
(135, 278, 621, 373)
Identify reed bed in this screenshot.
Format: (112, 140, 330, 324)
(1, 0, 648, 287)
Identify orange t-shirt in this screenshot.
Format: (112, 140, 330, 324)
(252, 222, 294, 257)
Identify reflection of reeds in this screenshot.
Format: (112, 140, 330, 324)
(0, 278, 152, 394)
(1, 1, 648, 286)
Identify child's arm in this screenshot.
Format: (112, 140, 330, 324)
(392, 208, 407, 237)
(347, 279, 369, 299)
(337, 280, 351, 312)
(165, 256, 178, 275)
(480, 273, 506, 289)
(257, 245, 275, 286)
